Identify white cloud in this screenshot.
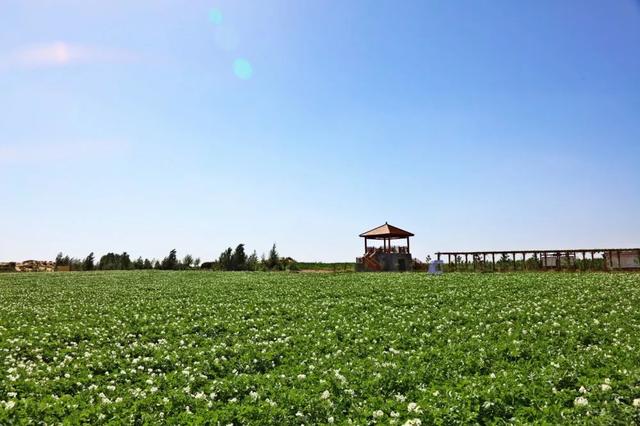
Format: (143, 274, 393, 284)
(0, 42, 138, 70)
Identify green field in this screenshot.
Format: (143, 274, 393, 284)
(1, 271, 640, 424)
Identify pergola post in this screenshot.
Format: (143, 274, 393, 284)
(492, 253, 496, 271)
(512, 252, 516, 271)
(407, 237, 410, 254)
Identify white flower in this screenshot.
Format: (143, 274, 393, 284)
(4, 400, 16, 410)
(579, 386, 588, 394)
(249, 391, 258, 401)
(297, 374, 306, 380)
(574, 397, 588, 407)
(390, 411, 400, 418)
(327, 417, 334, 424)
(403, 419, 422, 426)
(633, 398, 640, 407)
(600, 384, 611, 392)
(373, 410, 384, 418)
(321, 390, 330, 400)
(395, 394, 406, 402)
(407, 402, 422, 413)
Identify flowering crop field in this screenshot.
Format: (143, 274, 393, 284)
(1, 271, 640, 425)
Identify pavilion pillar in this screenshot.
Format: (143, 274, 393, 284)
(492, 253, 495, 271)
(512, 252, 516, 271)
(407, 237, 410, 254)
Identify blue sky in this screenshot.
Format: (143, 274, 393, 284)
(1, 0, 639, 262)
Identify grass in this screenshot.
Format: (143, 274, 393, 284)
(1, 271, 639, 424)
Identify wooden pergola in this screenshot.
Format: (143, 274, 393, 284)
(435, 248, 640, 271)
(359, 222, 414, 254)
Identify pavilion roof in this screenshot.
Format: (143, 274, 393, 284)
(359, 222, 414, 239)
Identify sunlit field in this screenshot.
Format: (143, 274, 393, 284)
(1, 271, 640, 424)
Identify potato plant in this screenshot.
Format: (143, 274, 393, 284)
(1, 271, 639, 424)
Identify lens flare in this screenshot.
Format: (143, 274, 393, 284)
(233, 58, 253, 80)
(208, 9, 223, 25)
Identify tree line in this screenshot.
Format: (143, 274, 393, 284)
(54, 244, 297, 272)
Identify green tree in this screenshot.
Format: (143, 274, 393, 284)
(133, 257, 144, 269)
(182, 254, 194, 269)
(246, 251, 259, 271)
(161, 249, 178, 270)
(143, 258, 153, 269)
(266, 244, 280, 270)
(231, 244, 247, 271)
(193, 258, 201, 268)
(121, 252, 132, 270)
(218, 248, 233, 271)
(83, 252, 95, 271)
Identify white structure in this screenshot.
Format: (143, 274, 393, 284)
(428, 260, 444, 275)
(605, 250, 640, 270)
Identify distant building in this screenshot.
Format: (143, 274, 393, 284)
(356, 222, 414, 272)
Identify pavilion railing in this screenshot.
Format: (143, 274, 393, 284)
(364, 246, 410, 255)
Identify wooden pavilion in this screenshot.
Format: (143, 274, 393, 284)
(356, 222, 414, 272)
